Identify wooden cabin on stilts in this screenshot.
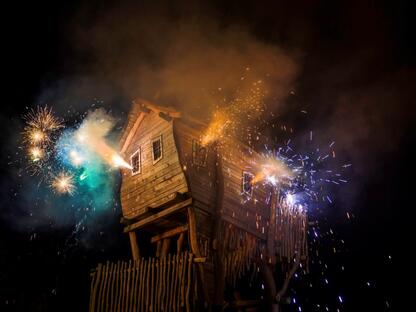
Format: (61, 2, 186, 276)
(89, 99, 308, 311)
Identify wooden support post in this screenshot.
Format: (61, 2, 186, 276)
(124, 198, 192, 233)
(187, 206, 201, 257)
(177, 232, 185, 254)
(161, 238, 171, 257)
(156, 240, 162, 257)
(267, 188, 279, 265)
(187, 205, 210, 306)
(129, 231, 140, 261)
(260, 260, 279, 312)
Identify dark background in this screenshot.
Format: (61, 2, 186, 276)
(1, 0, 410, 311)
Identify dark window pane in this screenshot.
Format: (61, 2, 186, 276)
(131, 149, 141, 174)
(152, 136, 162, 163)
(242, 172, 254, 195)
(192, 140, 207, 167)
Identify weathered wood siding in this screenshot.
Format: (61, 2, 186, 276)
(120, 111, 188, 219)
(173, 120, 270, 240)
(173, 120, 217, 237)
(220, 139, 271, 240)
(120, 108, 270, 238)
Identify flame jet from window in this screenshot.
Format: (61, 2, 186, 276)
(75, 109, 132, 169)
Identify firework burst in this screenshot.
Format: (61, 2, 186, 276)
(29, 146, 44, 162)
(24, 106, 63, 133)
(22, 106, 64, 175)
(51, 171, 75, 195)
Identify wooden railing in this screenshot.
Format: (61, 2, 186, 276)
(89, 252, 197, 312)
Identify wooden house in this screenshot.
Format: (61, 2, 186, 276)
(89, 98, 308, 311)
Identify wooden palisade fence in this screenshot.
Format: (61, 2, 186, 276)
(89, 252, 197, 312)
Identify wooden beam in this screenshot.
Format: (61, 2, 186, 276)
(138, 105, 151, 113)
(120, 113, 145, 154)
(123, 198, 192, 233)
(150, 225, 188, 244)
(159, 111, 172, 121)
(129, 231, 140, 261)
(186, 206, 201, 257)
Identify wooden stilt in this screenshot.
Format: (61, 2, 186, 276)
(187, 205, 209, 306)
(267, 189, 279, 265)
(161, 238, 171, 257)
(156, 240, 162, 258)
(129, 231, 140, 261)
(177, 232, 185, 254)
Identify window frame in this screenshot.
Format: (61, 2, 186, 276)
(242, 171, 254, 197)
(151, 135, 163, 164)
(130, 147, 141, 175)
(192, 139, 208, 167)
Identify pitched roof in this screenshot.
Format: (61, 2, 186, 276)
(119, 98, 182, 154)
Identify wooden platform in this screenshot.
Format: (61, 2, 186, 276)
(123, 198, 193, 233)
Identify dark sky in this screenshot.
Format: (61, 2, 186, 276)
(1, 0, 411, 311)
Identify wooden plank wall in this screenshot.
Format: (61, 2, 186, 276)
(275, 197, 308, 262)
(220, 139, 271, 239)
(120, 111, 189, 219)
(173, 121, 217, 238)
(89, 253, 197, 312)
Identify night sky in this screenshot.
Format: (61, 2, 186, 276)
(1, 0, 410, 311)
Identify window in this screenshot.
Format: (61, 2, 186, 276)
(192, 139, 207, 167)
(242, 171, 254, 196)
(152, 135, 163, 164)
(131, 148, 141, 175)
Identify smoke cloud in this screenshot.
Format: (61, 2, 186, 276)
(3, 0, 410, 238)
(64, 1, 300, 119)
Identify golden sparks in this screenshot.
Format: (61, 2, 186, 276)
(29, 146, 44, 162)
(51, 172, 75, 195)
(25, 106, 63, 133)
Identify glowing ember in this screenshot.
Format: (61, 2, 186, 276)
(51, 172, 75, 195)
